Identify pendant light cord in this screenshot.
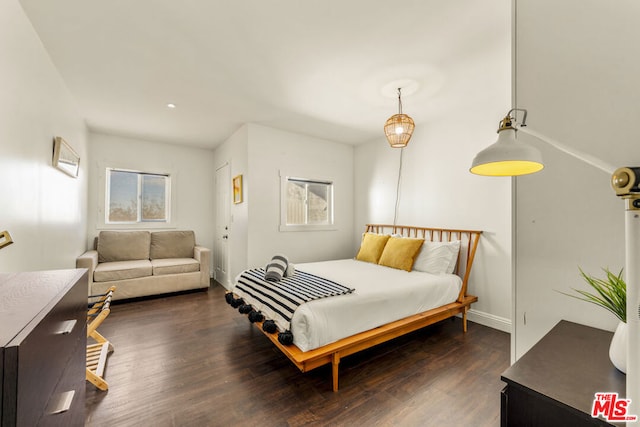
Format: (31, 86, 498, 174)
(393, 147, 404, 226)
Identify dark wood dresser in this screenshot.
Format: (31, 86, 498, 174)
(0, 269, 87, 426)
(501, 320, 626, 426)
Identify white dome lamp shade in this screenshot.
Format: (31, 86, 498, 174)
(470, 108, 544, 176)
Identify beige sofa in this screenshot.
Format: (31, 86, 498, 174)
(76, 230, 211, 301)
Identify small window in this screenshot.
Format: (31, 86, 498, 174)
(280, 176, 334, 231)
(106, 169, 170, 224)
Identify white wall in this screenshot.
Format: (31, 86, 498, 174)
(354, 111, 513, 332)
(0, 0, 88, 272)
(513, 0, 639, 358)
(87, 132, 215, 272)
(212, 123, 355, 285)
(247, 124, 355, 266)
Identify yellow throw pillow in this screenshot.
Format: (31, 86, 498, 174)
(355, 233, 391, 264)
(378, 237, 425, 272)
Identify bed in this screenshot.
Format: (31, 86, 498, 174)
(226, 224, 482, 391)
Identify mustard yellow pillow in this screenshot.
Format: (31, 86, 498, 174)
(378, 237, 425, 272)
(355, 233, 391, 264)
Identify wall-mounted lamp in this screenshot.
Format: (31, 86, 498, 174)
(470, 108, 544, 176)
(384, 88, 415, 148)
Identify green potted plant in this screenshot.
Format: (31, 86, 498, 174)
(561, 268, 626, 373)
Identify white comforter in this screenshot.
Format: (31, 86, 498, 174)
(281, 259, 462, 352)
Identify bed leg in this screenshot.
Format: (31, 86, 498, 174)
(332, 353, 340, 392)
(463, 307, 468, 333)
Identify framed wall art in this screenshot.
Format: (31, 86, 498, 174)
(233, 174, 243, 204)
(53, 136, 80, 178)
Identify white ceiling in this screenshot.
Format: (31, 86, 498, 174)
(19, 0, 510, 149)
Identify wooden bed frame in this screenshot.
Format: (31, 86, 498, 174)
(244, 224, 482, 391)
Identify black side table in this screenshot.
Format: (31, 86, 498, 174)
(501, 320, 626, 426)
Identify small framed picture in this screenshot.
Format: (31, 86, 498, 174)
(53, 136, 80, 178)
(233, 175, 243, 204)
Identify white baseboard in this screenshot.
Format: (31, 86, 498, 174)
(466, 309, 511, 334)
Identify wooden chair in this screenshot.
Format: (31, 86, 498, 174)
(86, 286, 116, 391)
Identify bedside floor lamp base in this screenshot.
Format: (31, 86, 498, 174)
(611, 167, 640, 424)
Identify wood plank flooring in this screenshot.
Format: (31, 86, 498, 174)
(85, 283, 509, 427)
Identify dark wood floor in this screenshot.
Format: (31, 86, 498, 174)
(85, 283, 510, 427)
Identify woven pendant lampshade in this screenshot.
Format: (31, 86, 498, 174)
(384, 88, 415, 148)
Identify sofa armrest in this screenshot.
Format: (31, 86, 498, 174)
(76, 250, 98, 295)
(194, 246, 211, 288)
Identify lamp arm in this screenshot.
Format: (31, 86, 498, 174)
(517, 126, 616, 175)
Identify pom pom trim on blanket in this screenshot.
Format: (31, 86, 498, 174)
(227, 267, 354, 346)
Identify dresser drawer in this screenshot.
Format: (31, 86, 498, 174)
(8, 275, 86, 426)
(38, 334, 87, 427)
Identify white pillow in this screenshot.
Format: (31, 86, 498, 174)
(413, 240, 461, 275)
(285, 263, 295, 277)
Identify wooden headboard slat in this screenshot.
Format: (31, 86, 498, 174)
(364, 224, 482, 303)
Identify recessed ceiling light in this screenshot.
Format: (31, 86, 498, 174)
(167, 103, 176, 109)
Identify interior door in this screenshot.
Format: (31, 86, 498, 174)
(215, 163, 230, 287)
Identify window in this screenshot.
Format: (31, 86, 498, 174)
(106, 169, 170, 224)
(280, 175, 334, 231)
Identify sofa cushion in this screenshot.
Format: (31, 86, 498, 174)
(97, 231, 151, 263)
(150, 231, 195, 260)
(94, 260, 152, 282)
(151, 258, 200, 276)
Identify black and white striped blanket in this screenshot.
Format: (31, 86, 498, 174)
(233, 268, 355, 333)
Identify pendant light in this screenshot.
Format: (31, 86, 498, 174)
(470, 108, 544, 176)
(384, 88, 415, 148)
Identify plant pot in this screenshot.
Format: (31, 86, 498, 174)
(609, 321, 627, 374)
